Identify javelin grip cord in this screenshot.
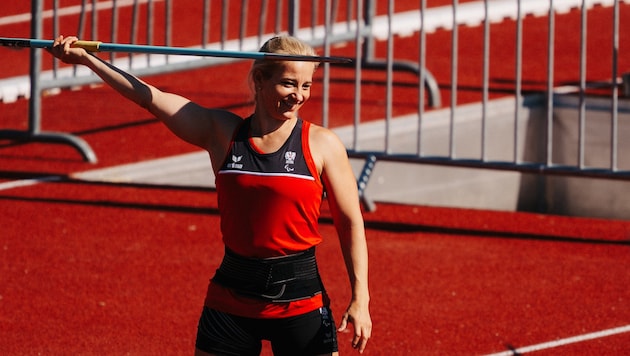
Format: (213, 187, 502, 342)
(0, 37, 352, 64)
(73, 40, 102, 52)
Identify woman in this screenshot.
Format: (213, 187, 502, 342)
(49, 35, 371, 355)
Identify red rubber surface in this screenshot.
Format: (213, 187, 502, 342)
(2, 2, 630, 354)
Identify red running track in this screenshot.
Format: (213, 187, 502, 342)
(2, 1, 630, 355)
(1, 181, 629, 355)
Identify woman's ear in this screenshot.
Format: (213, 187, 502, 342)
(252, 69, 264, 90)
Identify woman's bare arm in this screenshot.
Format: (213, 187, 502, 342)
(49, 36, 242, 170)
(310, 125, 372, 353)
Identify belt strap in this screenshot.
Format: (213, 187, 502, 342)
(212, 247, 323, 302)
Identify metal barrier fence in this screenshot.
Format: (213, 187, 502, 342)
(2, 0, 629, 186)
(348, 0, 630, 213)
(2, 0, 441, 163)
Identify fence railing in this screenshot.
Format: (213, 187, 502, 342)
(0, 0, 442, 163)
(1, 0, 628, 189)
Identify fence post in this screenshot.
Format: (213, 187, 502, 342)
(28, 0, 43, 136)
(288, 0, 299, 36)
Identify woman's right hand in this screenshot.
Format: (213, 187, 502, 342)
(47, 35, 88, 65)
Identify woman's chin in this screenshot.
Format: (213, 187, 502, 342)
(277, 110, 298, 121)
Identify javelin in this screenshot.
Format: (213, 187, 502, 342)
(0, 37, 353, 64)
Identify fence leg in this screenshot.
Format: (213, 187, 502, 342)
(357, 154, 377, 212)
(353, 0, 442, 109)
(0, 129, 98, 163)
(356, 58, 442, 109)
(0, 0, 98, 163)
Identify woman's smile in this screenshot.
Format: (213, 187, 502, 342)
(281, 96, 301, 111)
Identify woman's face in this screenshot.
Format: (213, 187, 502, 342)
(256, 61, 315, 122)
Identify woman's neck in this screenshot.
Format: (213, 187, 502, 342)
(249, 113, 297, 137)
(248, 114, 298, 154)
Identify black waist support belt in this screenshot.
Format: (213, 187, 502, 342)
(212, 247, 323, 303)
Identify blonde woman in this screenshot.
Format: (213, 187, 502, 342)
(49, 35, 371, 355)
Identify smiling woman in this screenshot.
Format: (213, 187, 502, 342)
(47, 34, 372, 355)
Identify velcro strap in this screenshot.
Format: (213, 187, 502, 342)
(212, 247, 323, 302)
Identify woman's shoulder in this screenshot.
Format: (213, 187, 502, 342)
(306, 121, 348, 165)
(205, 108, 246, 136)
(207, 108, 245, 124)
(199, 109, 246, 166)
(306, 122, 343, 147)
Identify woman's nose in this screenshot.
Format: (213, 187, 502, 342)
(290, 90, 303, 103)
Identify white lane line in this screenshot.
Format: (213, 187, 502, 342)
(484, 324, 630, 356)
(0, 175, 63, 191)
(0, 0, 163, 26)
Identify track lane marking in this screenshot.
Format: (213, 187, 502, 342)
(484, 324, 630, 356)
(0, 175, 63, 191)
(0, 0, 163, 26)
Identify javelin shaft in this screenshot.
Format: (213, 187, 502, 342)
(0, 37, 352, 64)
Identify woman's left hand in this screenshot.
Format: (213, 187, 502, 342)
(338, 301, 372, 353)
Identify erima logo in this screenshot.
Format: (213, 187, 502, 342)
(227, 155, 243, 169)
(284, 151, 296, 172)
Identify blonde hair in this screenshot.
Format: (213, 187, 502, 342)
(249, 36, 318, 92)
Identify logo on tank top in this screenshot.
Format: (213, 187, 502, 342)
(227, 155, 243, 169)
(284, 151, 296, 172)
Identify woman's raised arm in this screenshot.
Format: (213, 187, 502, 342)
(48, 35, 242, 166)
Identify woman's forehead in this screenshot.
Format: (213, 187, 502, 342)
(274, 61, 316, 77)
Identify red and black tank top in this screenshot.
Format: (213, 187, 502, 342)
(216, 117, 324, 258)
(207, 117, 327, 318)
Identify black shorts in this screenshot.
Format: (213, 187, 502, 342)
(195, 306, 338, 356)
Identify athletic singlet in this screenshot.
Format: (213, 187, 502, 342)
(204, 117, 327, 318)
